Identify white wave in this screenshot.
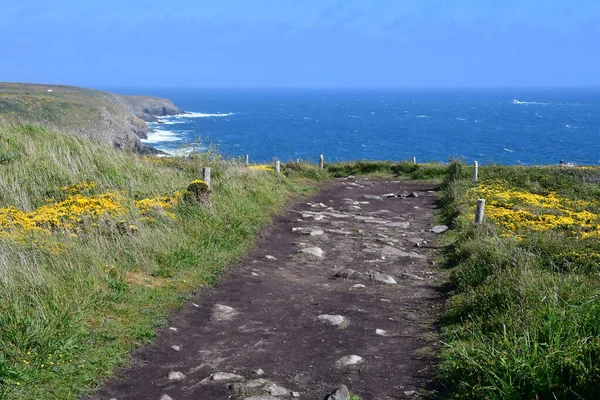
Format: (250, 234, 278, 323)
(417, 115, 430, 118)
(164, 146, 208, 156)
(180, 112, 234, 118)
(565, 124, 572, 128)
(456, 117, 467, 121)
(141, 129, 183, 144)
(511, 99, 550, 105)
(504, 148, 515, 153)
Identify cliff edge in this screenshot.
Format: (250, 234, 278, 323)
(0, 82, 182, 153)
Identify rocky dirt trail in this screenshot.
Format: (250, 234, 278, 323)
(90, 177, 447, 400)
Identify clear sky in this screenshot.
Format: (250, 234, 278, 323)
(2, 0, 599, 88)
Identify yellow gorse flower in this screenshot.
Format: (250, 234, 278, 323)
(465, 180, 600, 239)
(0, 180, 197, 245)
(247, 165, 275, 171)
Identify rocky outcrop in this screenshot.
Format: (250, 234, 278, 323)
(0, 82, 182, 153)
(122, 96, 182, 122)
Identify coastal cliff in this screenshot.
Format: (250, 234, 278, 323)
(0, 82, 181, 153)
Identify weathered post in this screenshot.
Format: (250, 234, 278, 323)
(474, 199, 486, 225)
(202, 167, 211, 191)
(319, 154, 324, 169)
(297, 158, 300, 163)
(412, 157, 417, 164)
(275, 160, 281, 174)
(245, 154, 249, 166)
(473, 161, 479, 182)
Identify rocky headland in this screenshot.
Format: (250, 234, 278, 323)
(0, 82, 182, 153)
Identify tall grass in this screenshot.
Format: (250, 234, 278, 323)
(0, 123, 323, 399)
(437, 161, 600, 400)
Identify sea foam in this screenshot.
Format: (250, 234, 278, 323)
(142, 129, 182, 144)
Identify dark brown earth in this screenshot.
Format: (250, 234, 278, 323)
(89, 178, 446, 400)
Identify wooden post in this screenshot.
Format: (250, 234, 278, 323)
(319, 154, 324, 169)
(275, 160, 281, 174)
(474, 199, 485, 225)
(412, 157, 417, 164)
(245, 154, 249, 166)
(203, 167, 211, 190)
(296, 158, 300, 163)
(473, 161, 479, 182)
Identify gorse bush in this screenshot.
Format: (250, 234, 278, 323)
(0, 122, 321, 399)
(438, 162, 600, 399)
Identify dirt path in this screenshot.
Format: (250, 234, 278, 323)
(91, 178, 446, 400)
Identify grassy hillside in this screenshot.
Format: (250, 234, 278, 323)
(0, 122, 326, 399)
(437, 162, 600, 399)
(0, 83, 180, 152)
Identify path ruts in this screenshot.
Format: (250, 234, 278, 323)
(91, 178, 445, 400)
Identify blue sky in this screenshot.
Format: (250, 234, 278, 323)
(2, 0, 599, 88)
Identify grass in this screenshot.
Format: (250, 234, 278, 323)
(0, 122, 326, 399)
(437, 161, 600, 399)
(326, 160, 447, 180)
(11, 122, 597, 399)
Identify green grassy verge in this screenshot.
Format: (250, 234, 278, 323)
(0, 123, 327, 399)
(326, 160, 447, 180)
(437, 162, 600, 399)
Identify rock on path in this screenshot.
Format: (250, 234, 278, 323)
(90, 178, 444, 400)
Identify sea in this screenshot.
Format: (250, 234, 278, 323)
(109, 88, 600, 165)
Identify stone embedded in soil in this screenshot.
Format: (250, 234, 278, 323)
(167, 371, 186, 381)
(367, 270, 397, 284)
(292, 391, 300, 397)
(363, 194, 383, 200)
(265, 255, 277, 260)
(252, 368, 265, 376)
(336, 355, 364, 368)
(233, 378, 269, 390)
(387, 221, 411, 228)
(243, 396, 280, 400)
(401, 271, 425, 281)
(352, 284, 366, 288)
(364, 245, 426, 259)
(326, 229, 354, 235)
(407, 192, 419, 198)
(211, 372, 245, 381)
(168, 327, 178, 332)
(325, 384, 351, 400)
(160, 395, 174, 400)
(376, 329, 391, 336)
(332, 266, 363, 280)
(211, 304, 240, 322)
(170, 345, 180, 351)
(299, 247, 324, 258)
(264, 383, 291, 396)
(431, 225, 449, 234)
(317, 314, 348, 328)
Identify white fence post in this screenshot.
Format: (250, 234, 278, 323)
(474, 161, 479, 182)
(275, 160, 281, 174)
(203, 167, 211, 190)
(412, 157, 417, 164)
(319, 154, 324, 169)
(474, 199, 485, 225)
(245, 154, 249, 166)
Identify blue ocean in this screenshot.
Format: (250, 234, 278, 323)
(112, 89, 600, 165)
